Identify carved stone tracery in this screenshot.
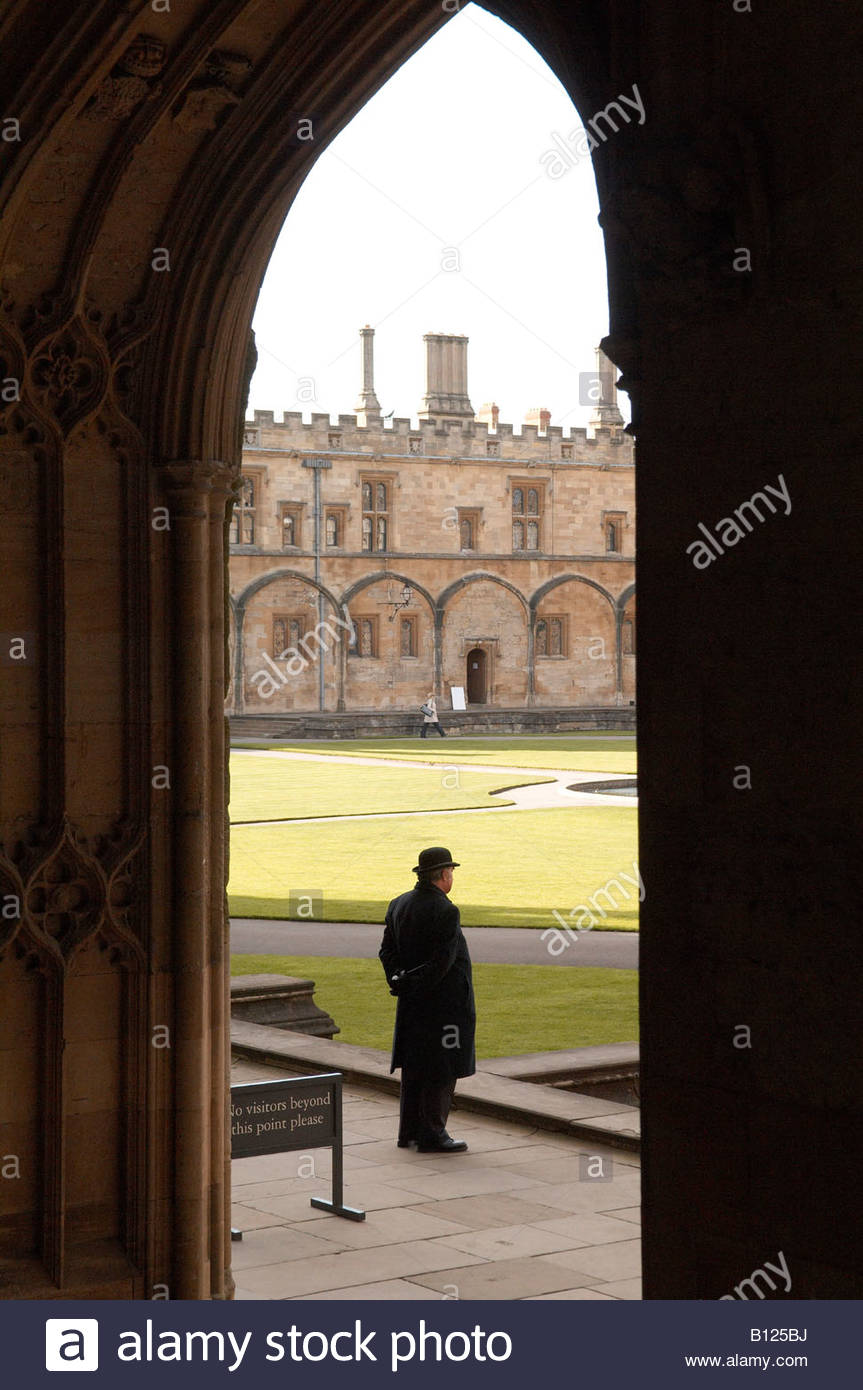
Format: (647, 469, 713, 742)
(29, 320, 109, 432)
(0, 818, 146, 967)
(173, 50, 252, 134)
(84, 35, 167, 122)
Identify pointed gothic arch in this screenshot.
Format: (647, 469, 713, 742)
(2, 0, 848, 1310)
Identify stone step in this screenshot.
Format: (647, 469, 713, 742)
(230, 973, 339, 1038)
(230, 1018, 640, 1152)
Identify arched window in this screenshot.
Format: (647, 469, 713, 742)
(325, 513, 338, 547)
(376, 482, 387, 510)
(282, 512, 295, 546)
(376, 516, 387, 551)
(527, 488, 539, 515)
(527, 519, 539, 549)
(550, 617, 563, 655)
(535, 619, 547, 656)
(512, 487, 523, 513)
(460, 517, 473, 550)
(272, 618, 286, 659)
(362, 515, 372, 551)
(512, 520, 524, 549)
(362, 481, 372, 509)
(606, 521, 618, 551)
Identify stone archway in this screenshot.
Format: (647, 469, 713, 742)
(2, 0, 861, 1305)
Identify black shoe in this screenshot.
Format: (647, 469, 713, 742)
(397, 1139, 417, 1149)
(417, 1137, 468, 1153)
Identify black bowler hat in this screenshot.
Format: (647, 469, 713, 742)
(412, 846, 461, 875)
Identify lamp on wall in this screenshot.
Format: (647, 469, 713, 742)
(388, 583, 413, 621)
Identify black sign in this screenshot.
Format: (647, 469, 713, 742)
(230, 1071, 364, 1223)
(231, 1076, 335, 1158)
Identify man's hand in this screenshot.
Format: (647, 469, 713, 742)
(389, 967, 426, 998)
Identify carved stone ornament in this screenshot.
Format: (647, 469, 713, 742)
(84, 34, 166, 121)
(159, 458, 239, 500)
(30, 321, 108, 431)
(1, 817, 146, 965)
(173, 50, 251, 134)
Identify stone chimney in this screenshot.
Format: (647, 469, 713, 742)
(525, 406, 551, 434)
(589, 346, 624, 430)
(354, 325, 382, 425)
(477, 401, 500, 430)
(418, 333, 474, 422)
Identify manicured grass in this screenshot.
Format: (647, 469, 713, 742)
(231, 955, 638, 1056)
(232, 733, 636, 775)
(228, 805, 639, 929)
(228, 752, 551, 824)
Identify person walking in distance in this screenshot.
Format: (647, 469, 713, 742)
(420, 691, 446, 738)
(379, 847, 475, 1152)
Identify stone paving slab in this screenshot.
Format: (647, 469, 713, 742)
(407, 1256, 597, 1300)
(525, 1288, 618, 1300)
(545, 1238, 642, 1282)
(403, 1194, 565, 1230)
(425, 1224, 591, 1261)
(231, 1059, 642, 1301)
(531, 1212, 644, 1245)
(296, 1279, 455, 1301)
(234, 1239, 488, 1299)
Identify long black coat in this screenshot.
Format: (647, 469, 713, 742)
(379, 881, 476, 1081)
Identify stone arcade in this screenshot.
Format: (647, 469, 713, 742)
(230, 330, 635, 718)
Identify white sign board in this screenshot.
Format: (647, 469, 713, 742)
(450, 686, 466, 711)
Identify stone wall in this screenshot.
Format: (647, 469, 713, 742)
(230, 420, 635, 713)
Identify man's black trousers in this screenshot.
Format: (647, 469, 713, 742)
(398, 1067, 457, 1145)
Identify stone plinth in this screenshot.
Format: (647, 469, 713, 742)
(230, 975, 339, 1038)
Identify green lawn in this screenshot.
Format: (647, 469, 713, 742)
(228, 753, 551, 823)
(232, 734, 636, 775)
(231, 955, 638, 1056)
(228, 805, 639, 928)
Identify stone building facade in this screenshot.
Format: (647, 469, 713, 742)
(229, 331, 635, 715)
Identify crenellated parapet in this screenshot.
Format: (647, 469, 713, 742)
(244, 327, 634, 467)
(244, 407, 634, 466)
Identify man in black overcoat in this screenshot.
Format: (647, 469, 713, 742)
(378, 846, 476, 1153)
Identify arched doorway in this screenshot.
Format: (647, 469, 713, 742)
(466, 646, 488, 704)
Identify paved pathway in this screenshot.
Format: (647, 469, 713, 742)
(231, 1058, 641, 1301)
(231, 918, 638, 969)
(231, 748, 638, 817)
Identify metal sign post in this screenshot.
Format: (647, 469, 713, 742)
(230, 1071, 365, 1235)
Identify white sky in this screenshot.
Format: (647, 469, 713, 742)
(249, 2, 628, 432)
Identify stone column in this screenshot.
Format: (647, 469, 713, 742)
(526, 610, 537, 707)
(433, 608, 444, 699)
(157, 460, 234, 1301)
